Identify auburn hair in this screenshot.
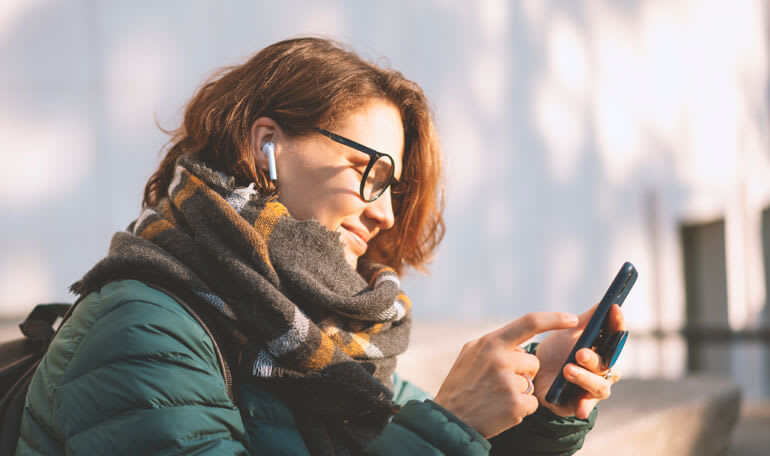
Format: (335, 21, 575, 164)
(144, 37, 445, 276)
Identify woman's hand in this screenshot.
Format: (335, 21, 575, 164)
(532, 304, 625, 419)
(433, 312, 579, 438)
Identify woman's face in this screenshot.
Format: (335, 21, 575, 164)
(255, 99, 404, 269)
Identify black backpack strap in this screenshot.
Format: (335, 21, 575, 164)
(19, 303, 71, 345)
(0, 360, 41, 455)
(1, 302, 76, 456)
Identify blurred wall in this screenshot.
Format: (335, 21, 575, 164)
(1, 1, 769, 395)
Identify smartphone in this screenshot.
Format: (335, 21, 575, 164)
(545, 261, 637, 406)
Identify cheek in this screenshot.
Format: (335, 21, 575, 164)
(312, 190, 362, 230)
(273, 147, 364, 230)
(278, 178, 361, 231)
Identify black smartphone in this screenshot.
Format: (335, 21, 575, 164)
(545, 261, 637, 406)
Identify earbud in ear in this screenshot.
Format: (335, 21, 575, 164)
(262, 142, 277, 181)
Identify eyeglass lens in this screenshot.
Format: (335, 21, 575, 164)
(362, 155, 394, 201)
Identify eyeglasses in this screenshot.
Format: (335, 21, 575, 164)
(315, 128, 397, 202)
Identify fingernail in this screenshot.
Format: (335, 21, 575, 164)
(566, 365, 579, 377)
(565, 314, 579, 323)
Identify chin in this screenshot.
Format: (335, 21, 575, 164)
(341, 245, 360, 269)
(345, 251, 359, 269)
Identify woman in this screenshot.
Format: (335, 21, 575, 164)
(16, 37, 622, 455)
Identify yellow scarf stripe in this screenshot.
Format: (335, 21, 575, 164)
(359, 322, 384, 335)
(369, 266, 397, 287)
(254, 201, 288, 239)
(324, 326, 366, 358)
(206, 189, 266, 250)
(172, 172, 204, 208)
(253, 201, 289, 267)
(347, 333, 371, 357)
(158, 199, 177, 226)
(302, 332, 336, 370)
(139, 219, 175, 240)
(397, 293, 411, 312)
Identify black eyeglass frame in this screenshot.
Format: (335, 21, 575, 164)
(315, 128, 397, 202)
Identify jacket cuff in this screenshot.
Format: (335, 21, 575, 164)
(488, 341, 598, 455)
(366, 400, 491, 455)
(489, 404, 597, 455)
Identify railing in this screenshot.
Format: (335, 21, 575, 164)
(637, 327, 770, 342)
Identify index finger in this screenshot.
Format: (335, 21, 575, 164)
(492, 312, 579, 346)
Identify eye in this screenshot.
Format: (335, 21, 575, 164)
(352, 164, 367, 176)
(350, 157, 368, 175)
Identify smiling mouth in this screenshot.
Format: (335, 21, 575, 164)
(340, 226, 368, 255)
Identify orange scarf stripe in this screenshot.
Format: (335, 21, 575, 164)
(397, 293, 411, 312)
(252, 201, 288, 267)
(325, 328, 368, 358)
(139, 219, 175, 240)
(171, 172, 204, 208)
(206, 188, 266, 252)
(357, 322, 384, 336)
(302, 331, 336, 370)
(254, 201, 288, 239)
(347, 332, 371, 356)
(368, 266, 397, 287)
(158, 199, 177, 226)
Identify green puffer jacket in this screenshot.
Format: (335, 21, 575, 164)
(16, 280, 596, 455)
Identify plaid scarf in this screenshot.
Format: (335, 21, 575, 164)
(72, 155, 412, 454)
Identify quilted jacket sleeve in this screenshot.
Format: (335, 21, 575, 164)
(487, 406, 597, 456)
(17, 281, 250, 455)
(381, 373, 596, 456)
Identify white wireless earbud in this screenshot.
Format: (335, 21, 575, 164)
(262, 142, 277, 181)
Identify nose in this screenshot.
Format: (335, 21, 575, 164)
(364, 188, 396, 231)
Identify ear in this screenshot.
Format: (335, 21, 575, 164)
(250, 117, 284, 172)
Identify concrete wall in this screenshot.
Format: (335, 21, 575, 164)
(1, 1, 769, 395)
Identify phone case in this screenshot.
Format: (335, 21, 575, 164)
(544, 262, 637, 406)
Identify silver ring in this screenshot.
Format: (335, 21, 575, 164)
(603, 369, 612, 380)
(523, 374, 533, 395)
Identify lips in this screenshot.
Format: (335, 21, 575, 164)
(340, 224, 369, 255)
